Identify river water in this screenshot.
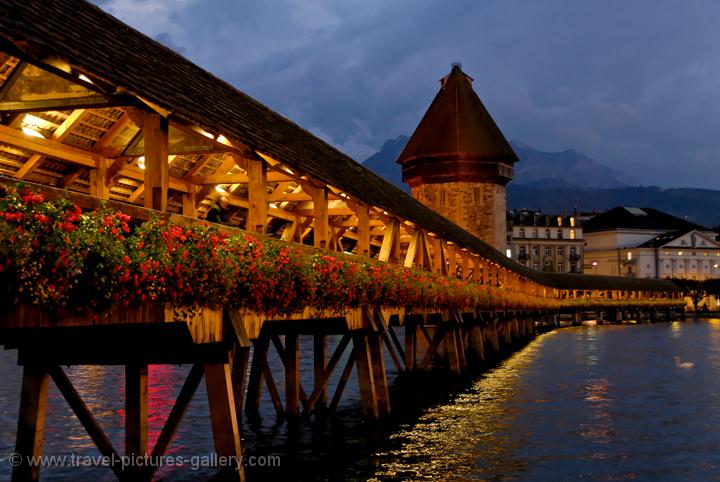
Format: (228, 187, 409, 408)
(1, 320, 719, 481)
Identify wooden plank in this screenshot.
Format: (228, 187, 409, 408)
(125, 364, 148, 457)
(204, 362, 244, 481)
(12, 364, 49, 482)
(49, 366, 123, 479)
(246, 157, 267, 234)
(143, 112, 169, 211)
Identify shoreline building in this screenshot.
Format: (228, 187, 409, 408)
(507, 209, 583, 273)
(397, 63, 517, 253)
(583, 207, 720, 279)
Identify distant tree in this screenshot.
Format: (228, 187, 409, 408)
(671, 278, 707, 311)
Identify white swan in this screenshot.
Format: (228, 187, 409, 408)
(674, 356, 694, 369)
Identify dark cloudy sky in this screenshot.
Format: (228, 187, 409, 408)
(93, 0, 720, 189)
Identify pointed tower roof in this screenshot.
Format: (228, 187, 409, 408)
(398, 64, 518, 186)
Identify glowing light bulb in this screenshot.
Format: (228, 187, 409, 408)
(21, 127, 45, 139)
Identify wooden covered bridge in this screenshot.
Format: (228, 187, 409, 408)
(0, 1, 683, 480)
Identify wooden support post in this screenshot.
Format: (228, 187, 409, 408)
(356, 203, 370, 257)
(312, 186, 329, 249)
(444, 324, 462, 375)
(89, 158, 110, 199)
(204, 362, 244, 481)
(125, 364, 148, 457)
(454, 322, 467, 373)
(284, 333, 301, 418)
(182, 186, 199, 218)
(247, 157, 267, 234)
(404, 230, 421, 268)
(245, 334, 270, 416)
(143, 112, 169, 211)
(353, 333, 379, 420)
(461, 252, 470, 280)
(433, 237, 445, 274)
(231, 347, 250, 422)
(472, 325, 486, 361)
(447, 244, 457, 277)
(368, 334, 391, 416)
(379, 220, 398, 262)
(12, 364, 49, 482)
(490, 319, 501, 353)
(313, 334, 328, 412)
(303, 334, 352, 416)
(405, 319, 416, 371)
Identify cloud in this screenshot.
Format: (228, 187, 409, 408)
(91, 0, 720, 188)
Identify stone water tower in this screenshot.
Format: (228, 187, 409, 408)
(398, 64, 517, 252)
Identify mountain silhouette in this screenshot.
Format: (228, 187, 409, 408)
(360, 138, 720, 226)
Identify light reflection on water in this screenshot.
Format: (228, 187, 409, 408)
(370, 321, 720, 481)
(2, 322, 720, 480)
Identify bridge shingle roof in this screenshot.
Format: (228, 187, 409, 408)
(0, 0, 679, 293)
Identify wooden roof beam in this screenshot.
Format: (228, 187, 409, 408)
(187, 171, 292, 185)
(15, 108, 86, 179)
(0, 123, 98, 168)
(293, 207, 355, 217)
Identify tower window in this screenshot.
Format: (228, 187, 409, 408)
(439, 188, 447, 206)
(473, 187, 482, 205)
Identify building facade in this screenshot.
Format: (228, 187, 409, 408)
(583, 207, 720, 280)
(507, 210, 584, 273)
(398, 64, 517, 253)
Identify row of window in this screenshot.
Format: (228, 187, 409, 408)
(517, 228, 577, 240)
(518, 246, 579, 257)
(523, 261, 578, 272)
